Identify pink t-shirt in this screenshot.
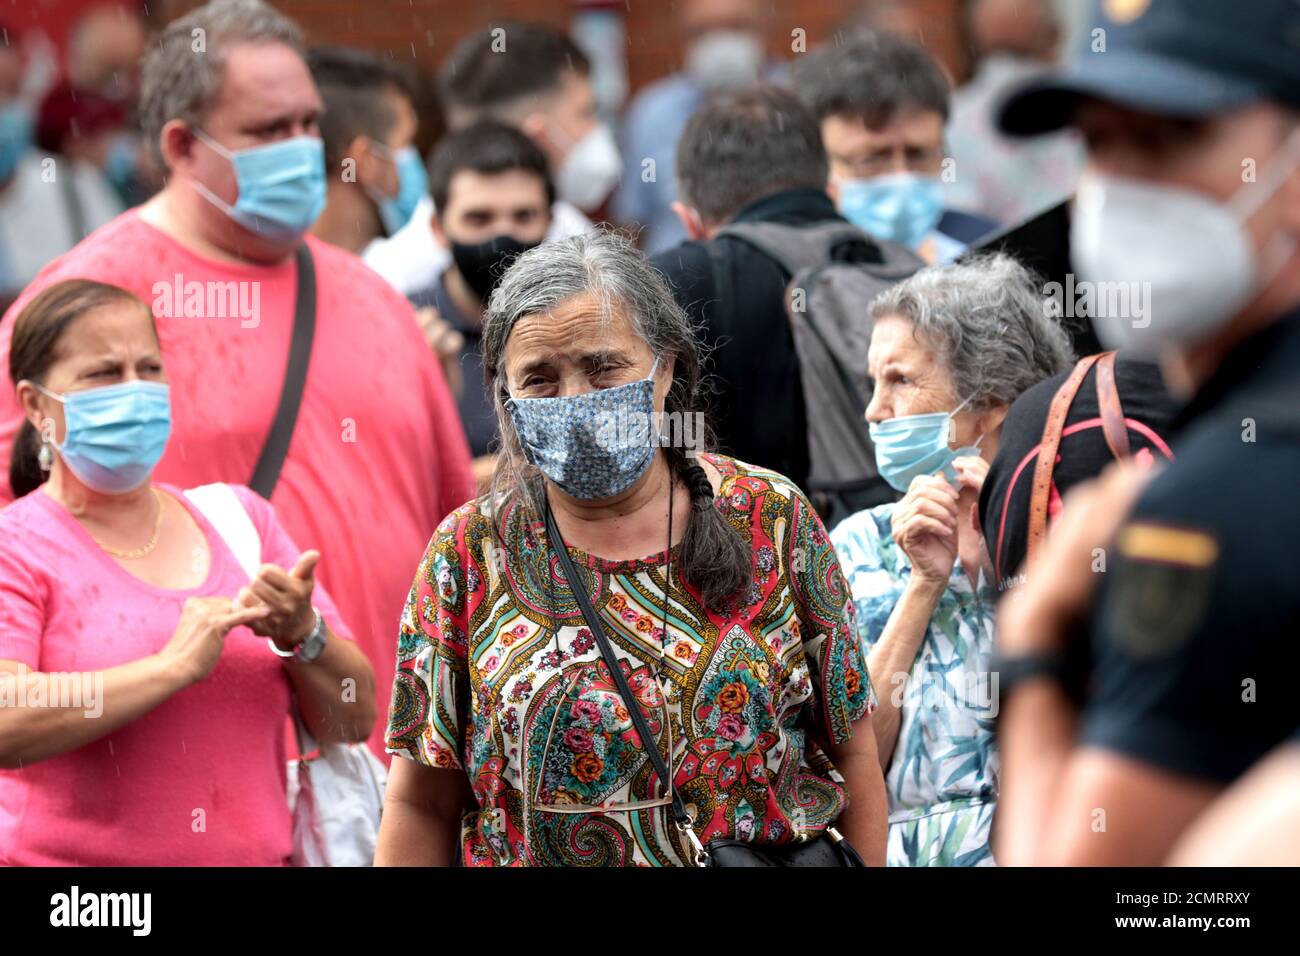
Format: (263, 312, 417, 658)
(0, 483, 353, 866)
(0, 212, 476, 759)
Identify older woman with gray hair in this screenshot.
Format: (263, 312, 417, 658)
(831, 253, 1073, 866)
(377, 229, 888, 867)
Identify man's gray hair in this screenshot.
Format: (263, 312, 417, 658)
(140, 0, 304, 170)
(870, 253, 1074, 409)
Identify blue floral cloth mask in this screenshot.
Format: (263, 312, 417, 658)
(36, 380, 172, 494)
(869, 395, 982, 493)
(192, 130, 326, 242)
(507, 358, 661, 500)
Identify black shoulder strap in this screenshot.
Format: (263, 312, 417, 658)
(542, 501, 693, 831)
(249, 243, 316, 499)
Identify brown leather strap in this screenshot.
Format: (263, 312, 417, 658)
(1027, 353, 1102, 566)
(1095, 351, 1131, 460)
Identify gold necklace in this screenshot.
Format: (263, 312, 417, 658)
(94, 489, 166, 559)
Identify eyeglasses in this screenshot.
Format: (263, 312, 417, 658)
(837, 144, 948, 179)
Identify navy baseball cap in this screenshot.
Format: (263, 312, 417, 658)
(999, 0, 1300, 135)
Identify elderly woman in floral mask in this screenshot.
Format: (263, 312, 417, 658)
(376, 230, 888, 867)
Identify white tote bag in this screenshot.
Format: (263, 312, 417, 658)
(184, 483, 386, 867)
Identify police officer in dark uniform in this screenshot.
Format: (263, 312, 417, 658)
(988, 0, 1300, 865)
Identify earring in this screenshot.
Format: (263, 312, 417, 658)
(37, 441, 53, 472)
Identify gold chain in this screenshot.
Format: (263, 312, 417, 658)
(95, 489, 166, 559)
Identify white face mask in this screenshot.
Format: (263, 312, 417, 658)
(555, 123, 622, 212)
(685, 29, 764, 91)
(1071, 130, 1300, 359)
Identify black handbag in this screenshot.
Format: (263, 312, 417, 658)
(543, 502, 865, 868)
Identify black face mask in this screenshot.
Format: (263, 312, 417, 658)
(450, 235, 540, 302)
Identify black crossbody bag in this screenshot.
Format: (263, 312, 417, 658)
(543, 502, 865, 868)
(249, 244, 316, 499)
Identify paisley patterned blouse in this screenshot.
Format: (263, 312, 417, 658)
(832, 503, 999, 867)
(386, 454, 875, 866)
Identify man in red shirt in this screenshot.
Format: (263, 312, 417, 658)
(0, 0, 475, 760)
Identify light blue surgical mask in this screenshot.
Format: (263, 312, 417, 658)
(192, 130, 326, 241)
(837, 172, 945, 250)
(36, 381, 172, 494)
(869, 395, 981, 493)
(507, 358, 661, 500)
(0, 102, 34, 182)
(369, 143, 427, 236)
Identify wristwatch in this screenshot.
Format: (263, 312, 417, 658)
(293, 608, 328, 663)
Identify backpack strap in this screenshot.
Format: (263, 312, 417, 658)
(1095, 351, 1131, 459)
(1026, 353, 1103, 566)
(184, 481, 318, 756)
(715, 220, 868, 277)
(183, 482, 262, 577)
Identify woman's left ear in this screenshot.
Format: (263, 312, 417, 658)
(654, 353, 675, 402)
(16, 381, 44, 431)
(977, 404, 1010, 442)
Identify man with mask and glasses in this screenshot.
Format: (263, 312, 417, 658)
(991, 0, 1300, 865)
(0, 0, 474, 763)
(791, 29, 999, 264)
(410, 122, 555, 490)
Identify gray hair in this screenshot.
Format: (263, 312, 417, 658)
(870, 252, 1074, 409)
(482, 228, 751, 609)
(140, 0, 304, 170)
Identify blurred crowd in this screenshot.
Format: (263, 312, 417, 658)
(0, 0, 1296, 869)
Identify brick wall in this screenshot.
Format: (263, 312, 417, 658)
(148, 0, 971, 95)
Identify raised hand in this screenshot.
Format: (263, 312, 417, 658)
(892, 473, 959, 585)
(236, 550, 320, 651)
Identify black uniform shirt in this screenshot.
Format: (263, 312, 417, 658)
(1080, 309, 1300, 784)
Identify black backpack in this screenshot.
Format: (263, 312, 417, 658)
(711, 220, 924, 528)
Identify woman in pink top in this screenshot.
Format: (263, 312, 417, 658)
(0, 280, 377, 865)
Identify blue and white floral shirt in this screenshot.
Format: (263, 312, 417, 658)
(832, 502, 1000, 866)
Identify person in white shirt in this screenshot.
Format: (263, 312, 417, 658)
(307, 46, 423, 258)
(0, 43, 121, 302)
(363, 23, 609, 296)
(0, 151, 123, 297)
(364, 192, 589, 300)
